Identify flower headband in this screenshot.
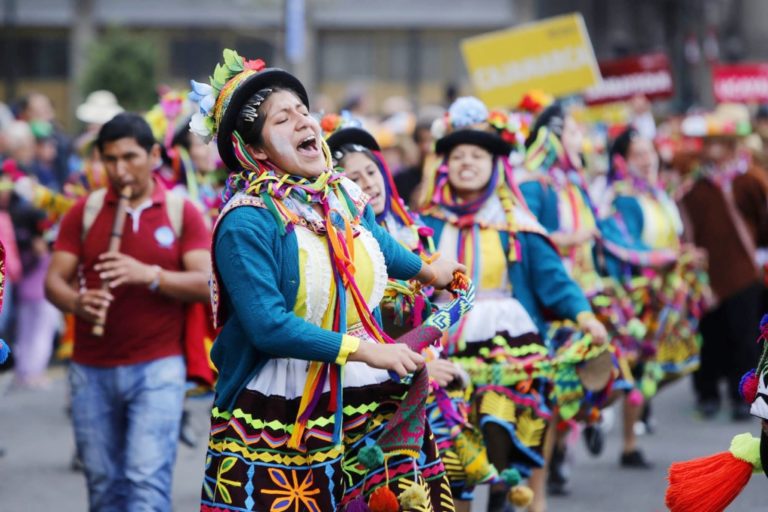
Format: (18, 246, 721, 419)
(188, 49, 266, 143)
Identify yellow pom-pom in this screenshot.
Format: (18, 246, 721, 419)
(398, 482, 428, 509)
(508, 485, 534, 507)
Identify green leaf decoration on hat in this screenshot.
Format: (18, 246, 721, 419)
(223, 48, 244, 73)
(211, 64, 229, 91)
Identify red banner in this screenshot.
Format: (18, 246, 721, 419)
(584, 53, 674, 105)
(712, 63, 768, 103)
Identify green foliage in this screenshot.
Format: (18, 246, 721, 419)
(81, 28, 158, 112)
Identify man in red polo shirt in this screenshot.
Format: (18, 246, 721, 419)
(45, 113, 211, 511)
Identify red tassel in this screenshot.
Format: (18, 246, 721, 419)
(368, 486, 400, 512)
(666, 451, 753, 512)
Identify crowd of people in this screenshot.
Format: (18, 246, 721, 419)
(1, 47, 768, 511)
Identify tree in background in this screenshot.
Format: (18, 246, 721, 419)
(81, 28, 158, 112)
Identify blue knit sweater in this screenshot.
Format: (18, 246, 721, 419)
(211, 203, 423, 412)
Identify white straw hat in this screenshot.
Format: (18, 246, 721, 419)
(76, 90, 124, 125)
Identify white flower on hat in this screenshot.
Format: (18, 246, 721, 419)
(189, 112, 213, 143)
(448, 96, 488, 129)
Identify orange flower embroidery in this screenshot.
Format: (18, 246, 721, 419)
(261, 468, 322, 512)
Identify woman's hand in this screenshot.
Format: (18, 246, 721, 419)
(553, 228, 598, 248)
(418, 255, 466, 289)
(426, 359, 463, 387)
(577, 312, 608, 345)
(348, 342, 425, 378)
(682, 243, 708, 268)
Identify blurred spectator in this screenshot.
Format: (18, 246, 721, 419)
(4, 117, 60, 390)
(4, 121, 36, 168)
(0, 102, 15, 155)
(752, 104, 768, 169)
(679, 104, 768, 420)
(76, 90, 125, 130)
(68, 91, 124, 189)
(31, 130, 61, 191)
(629, 94, 657, 140)
(395, 120, 435, 208)
(17, 92, 73, 188)
(0, 182, 22, 341)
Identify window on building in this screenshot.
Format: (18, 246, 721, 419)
(169, 37, 221, 81)
(382, 33, 410, 82)
(0, 35, 68, 79)
(234, 37, 275, 64)
(418, 32, 471, 83)
(318, 33, 375, 82)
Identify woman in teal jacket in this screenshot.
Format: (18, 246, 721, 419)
(605, 127, 709, 386)
(192, 49, 462, 512)
(519, 105, 660, 490)
(327, 122, 498, 512)
(418, 97, 606, 512)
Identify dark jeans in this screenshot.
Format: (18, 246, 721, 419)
(693, 282, 763, 404)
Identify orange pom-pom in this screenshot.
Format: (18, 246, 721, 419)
(666, 451, 753, 512)
(368, 486, 400, 512)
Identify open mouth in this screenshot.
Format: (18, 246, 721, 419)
(459, 169, 477, 180)
(297, 135, 320, 157)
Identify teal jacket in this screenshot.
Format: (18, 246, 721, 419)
(212, 203, 423, 412)
(520, 179, 653, 281)
(519, 180, 563, 233)
(420, 215, 590, 336)
(610, 195, 647, 244)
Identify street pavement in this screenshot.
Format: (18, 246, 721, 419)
(0, 366, 764, 511)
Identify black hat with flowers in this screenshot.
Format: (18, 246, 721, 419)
(188, 49, 309, 171)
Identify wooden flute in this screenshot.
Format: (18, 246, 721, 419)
(92, 185, 132, 337)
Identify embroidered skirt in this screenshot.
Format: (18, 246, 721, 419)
(446, 297, 552, 477)
(201, 379, 455, 511)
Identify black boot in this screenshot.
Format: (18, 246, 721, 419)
(547, 445, 570, 496)
(620, 449, 653, 469)
(487, 489, 514, 512)
(582, 424, 605, 456)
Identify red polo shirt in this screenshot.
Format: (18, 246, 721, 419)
(54, 178, 210, 366)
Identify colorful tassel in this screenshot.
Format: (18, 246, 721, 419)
(508, 485, 534, 507)
(0, 339, 8, 365)
(345, 497, 373, 512)
(739, 369, 758, 404)
(368, 486, 399, 512)
(398, 482, 428, 509)
(358, 445, 385, 470)
(640, 377, 657, 399)
(627, 388, 644, 407)
(500, 468, 522, 487)
(626, 317, 647, 339)
(666, 433, 761, 512)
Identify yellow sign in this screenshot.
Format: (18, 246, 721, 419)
(461, 13, 601, 108)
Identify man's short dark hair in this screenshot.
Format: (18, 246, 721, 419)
(96, 113, 156, 154)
